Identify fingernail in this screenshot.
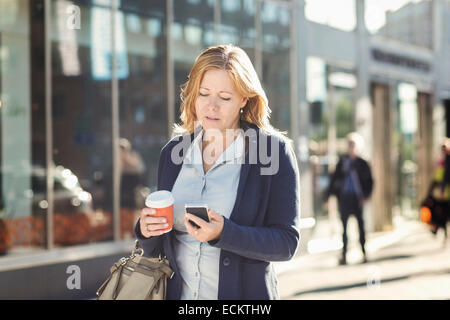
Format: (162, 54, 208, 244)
(164, 223, 169, 227)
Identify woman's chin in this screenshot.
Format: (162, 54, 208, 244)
(202, 122, 222, 132)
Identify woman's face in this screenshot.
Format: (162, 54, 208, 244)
(195, 69, 248, 133)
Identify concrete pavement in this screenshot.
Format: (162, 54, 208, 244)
(275, 215, 450, 299)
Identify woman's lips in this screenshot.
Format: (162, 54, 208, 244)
(206, 116, 219, 121)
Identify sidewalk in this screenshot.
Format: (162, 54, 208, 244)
(275, 215, 450, 299)
(275, 214, 423, 275)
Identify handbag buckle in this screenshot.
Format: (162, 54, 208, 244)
(132, 240, 144, 257)
(131, 248, 144, 258)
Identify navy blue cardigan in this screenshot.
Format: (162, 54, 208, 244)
(134, 122, 300, 300)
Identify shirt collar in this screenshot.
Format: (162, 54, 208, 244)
(183, 128, 244, 165)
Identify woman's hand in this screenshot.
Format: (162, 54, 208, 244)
(184, 209, 224, 242)
(139, 207, 169, 238)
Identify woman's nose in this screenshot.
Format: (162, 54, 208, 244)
(208, 96, 219, 109)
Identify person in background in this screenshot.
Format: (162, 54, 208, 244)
(426, 138, 450, 240)
(324, 132, 374, 265)
(119, 138, 146, 239)
(441, 138, 450, 199)
(119, 138, 146, 209)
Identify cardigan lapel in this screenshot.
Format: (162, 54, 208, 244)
(228, 124, 259, 222)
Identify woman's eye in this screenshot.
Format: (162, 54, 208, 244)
(198, 93, 230, 101)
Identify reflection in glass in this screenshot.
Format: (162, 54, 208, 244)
(0, 0, 47, 256)
(222, 0, 241, 13)
(220, 0, 256, 61)
(118, 0, 167, 239)
(91, 6, 129, 80)
(55, 1, 81, 76)
(261, 1, 291, 133)
(173, 0, 215, 123)
(51, 0, 113, 246)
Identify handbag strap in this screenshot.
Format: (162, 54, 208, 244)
(134, 239, 168, 261)
(112, 265, 124, 300)
(134, 239, 174, 279)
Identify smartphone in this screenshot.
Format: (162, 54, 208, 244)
(185, 204, 209, 228)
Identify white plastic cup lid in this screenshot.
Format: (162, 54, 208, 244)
(145, 190, 174, 208)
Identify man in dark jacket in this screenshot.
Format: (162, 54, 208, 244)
(324, 133, 374, 265)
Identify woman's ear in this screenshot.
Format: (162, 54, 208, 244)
(241, 97, 249, 108)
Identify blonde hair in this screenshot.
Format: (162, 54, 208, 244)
(172, 44, 284, 137)
(347, 132, 365, 156)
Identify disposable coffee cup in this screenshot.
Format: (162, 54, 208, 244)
(145, 190, 174, 233)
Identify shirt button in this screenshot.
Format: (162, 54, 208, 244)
(223, 257, 230, 266)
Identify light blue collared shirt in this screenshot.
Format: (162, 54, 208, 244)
(170, 129, 244, 300)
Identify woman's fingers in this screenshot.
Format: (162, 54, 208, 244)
(184, 210, 224, 242)
(139, 207, 168, 238)
(146, 222, 169, 231)
(142, 216, 167, 225)
(184, 216, 197, 235)
(185, 213, 208, 229)
(141, 207, 156, 217)
(140, 221, 166, 237)
(144, 229, 166, 237)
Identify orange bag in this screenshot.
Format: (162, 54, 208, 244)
(420, 206, 432, 224)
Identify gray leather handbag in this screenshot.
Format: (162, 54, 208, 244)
(96, 240, 173, 300)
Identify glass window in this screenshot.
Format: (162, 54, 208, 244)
(328, 70, 357, 142)
(0, 0, 48, 256)
(307, 56, 329, 219)
(50, 0, 114, 247)
(307, 57, 357, 218)
(395, 82, 419, 217)
(173, 0, 215, 124)
(261, 1, 291, 134)
(117, 0, 167, 240)
(305, 0, 356, 32)
(365, 0, 433, 48)
(447, 1, 450, 45)
(307, 57, 328, 143)
(220, 0, 256, 61)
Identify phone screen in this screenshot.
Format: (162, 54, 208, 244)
(185, 204, 209, 228)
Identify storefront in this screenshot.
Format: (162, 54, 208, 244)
(0, 0, 302, 299)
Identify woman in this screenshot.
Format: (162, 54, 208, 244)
(134, 45, 300, 300)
